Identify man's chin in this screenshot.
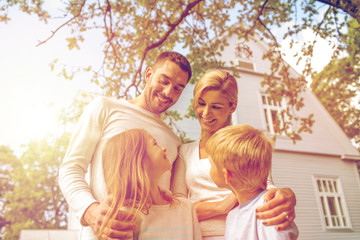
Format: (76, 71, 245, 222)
(156, 102, 173, 113)
(150, 106, 168, 115)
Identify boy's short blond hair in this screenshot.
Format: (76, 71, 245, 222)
(206, 124, 273, 191)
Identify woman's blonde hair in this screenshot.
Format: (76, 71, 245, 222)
(98, 128, 172, 237)
(206, 124, 273, 192)
(193, 70, 238, 111)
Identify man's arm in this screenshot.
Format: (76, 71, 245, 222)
(59, 97, 105, 224)
(84, 197, 135, 239)
(59, 97, 137, 238)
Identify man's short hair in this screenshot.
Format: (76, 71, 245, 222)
(153, 51, 192, 82)
(206, 124, 273, 191)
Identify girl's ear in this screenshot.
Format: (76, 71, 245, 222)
(223, 168, 232, 185)
(145, 67, 153, 83)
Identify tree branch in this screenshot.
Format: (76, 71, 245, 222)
(131, 0, 204, 88)
(36, 0, 86, 47)
(316, 0, 360, 23)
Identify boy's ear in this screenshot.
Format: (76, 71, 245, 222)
(223, 168, 232, 185)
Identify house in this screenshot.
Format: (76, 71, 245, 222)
(169, 28, 360, 239)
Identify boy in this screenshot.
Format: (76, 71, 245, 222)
(206, 124, 299, 240)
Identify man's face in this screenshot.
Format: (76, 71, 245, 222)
(143, 60, 188, 116)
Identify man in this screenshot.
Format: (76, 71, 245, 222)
(59, 52, 192, 239)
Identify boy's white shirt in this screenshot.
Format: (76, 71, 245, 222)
(225, 190, 298, 240)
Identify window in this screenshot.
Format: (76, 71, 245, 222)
(313, 176, 352, 230)
(261, 93, 283, 135)
(235, 43, 255, 71)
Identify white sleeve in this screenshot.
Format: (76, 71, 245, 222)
(258, 222, 299, 240)
(58, 97, 106, 225)
(171, 152, 188, 198)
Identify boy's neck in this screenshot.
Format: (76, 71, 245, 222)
(232, 188, 263, 205)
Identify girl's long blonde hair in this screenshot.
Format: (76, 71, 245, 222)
(98, 128, 171, 237)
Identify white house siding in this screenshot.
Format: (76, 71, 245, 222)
(272, 151, 360, 240)
(169, 81, 200, 141)
(234, 71, 265, 129)
(20, 230, 79, 240)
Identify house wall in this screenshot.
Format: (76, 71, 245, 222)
(169, 80, 200, 141)
(272, 151, 360, 240)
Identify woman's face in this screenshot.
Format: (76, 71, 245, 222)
(195, 89, 236, 135)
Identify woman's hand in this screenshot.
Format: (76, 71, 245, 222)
(256, 188, 296, 231)
(194, 193, 237, 221)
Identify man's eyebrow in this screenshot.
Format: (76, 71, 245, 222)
(161, 73, 185, 88)
(177, 83, 185, 88)
(160, 73, 170, 80)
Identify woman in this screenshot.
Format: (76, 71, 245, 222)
(171, 70, 296, 239)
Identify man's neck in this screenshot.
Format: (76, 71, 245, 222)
(128, 94, 145, 108)
(128, 94, 161, 117)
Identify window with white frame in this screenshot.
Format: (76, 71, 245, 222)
(260, 93, 284, 135)
(313, 176, 352, 230)
(235, 43, 255, 71)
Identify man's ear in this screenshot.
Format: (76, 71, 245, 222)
(223, 168, 232, 185)
(145, 67, 152, 83)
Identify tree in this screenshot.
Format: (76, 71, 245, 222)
(0, 89, 97, 239)
(311, 18, 360, 148)
(0, 146, 19, 237)
(1, 0, 358, 142)
(0, 134, 69, 240)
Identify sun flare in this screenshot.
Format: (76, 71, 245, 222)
(20, 103, 58, 141)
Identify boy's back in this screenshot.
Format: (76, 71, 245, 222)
(225, 190, 298, 240)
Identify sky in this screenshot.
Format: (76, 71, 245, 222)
(0, 2, 335, 157)
(0, 2, 103, 156)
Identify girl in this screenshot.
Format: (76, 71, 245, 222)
(98, 128, 201, 239)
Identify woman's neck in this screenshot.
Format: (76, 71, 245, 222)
(199, 131, 213, 159)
